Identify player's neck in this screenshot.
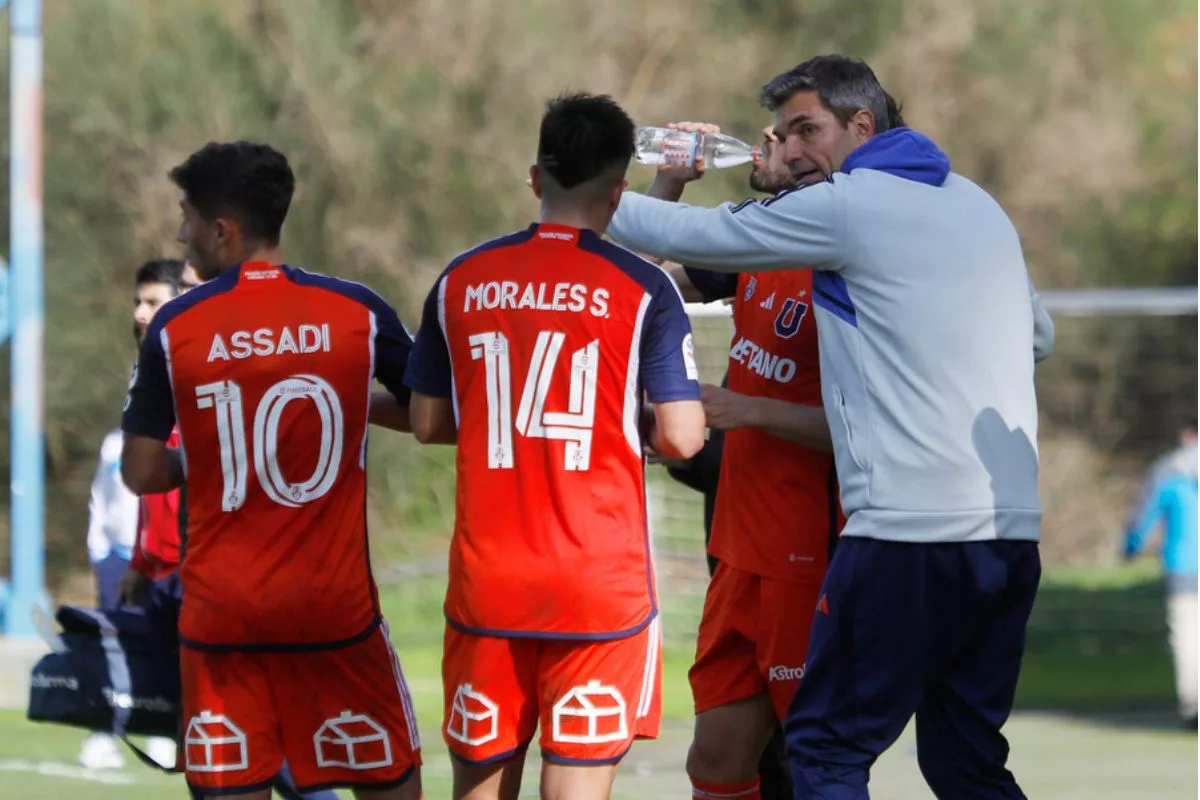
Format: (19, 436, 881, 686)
(538, 203, 609, 236)
(216, 244, 284, 274)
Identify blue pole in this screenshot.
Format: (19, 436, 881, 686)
(6, 0, 45, 637)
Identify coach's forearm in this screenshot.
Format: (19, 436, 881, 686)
(746, 397, 832, 451)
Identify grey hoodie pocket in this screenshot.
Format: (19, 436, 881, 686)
(833, 386, 866, 472)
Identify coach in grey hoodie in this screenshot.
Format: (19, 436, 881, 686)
(609, 56, 1047, 800)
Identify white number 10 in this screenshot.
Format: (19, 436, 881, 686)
(195, 374, 345, 511)
(469, 330, 598, 471)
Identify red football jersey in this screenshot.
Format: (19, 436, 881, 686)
(686, 267, 842, 583)
(122, 261, 413, 650)
(131, 427, 184, 581)
(405, 223, 701, 640)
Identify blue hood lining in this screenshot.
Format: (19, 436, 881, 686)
(840, 128, 950, 187)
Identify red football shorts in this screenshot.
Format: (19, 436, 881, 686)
(180, 623, 421, 794)
(690, 562, 821, 720)
(442, 619, 661, 765)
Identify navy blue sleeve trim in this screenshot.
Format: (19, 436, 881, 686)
(578, 233, 672, 299)
(403, 226, 538, 399)
(121, 335, 175, 441)
(404, 275, 453, 399)
(578, 234, 701, 404)
(448, 225, 539, 266)
(404, 365, 453, 399)
(683, 266, 737, 303)
(120, 275, 239, 442)
(287, 268, 415, 405)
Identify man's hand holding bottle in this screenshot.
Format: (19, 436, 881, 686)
(647, 121, 722, 202)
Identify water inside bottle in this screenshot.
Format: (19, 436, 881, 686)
(634, 127, 754, 169)
(634, 128, 702, 167)
(704, 135, 755, 169)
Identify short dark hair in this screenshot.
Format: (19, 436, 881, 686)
(537, 92, 635, 194)
(134, 258, 188, 294)
(168, 141, 295, 244)
(883, 91, 906, 129)
(760, 56, 892, 135)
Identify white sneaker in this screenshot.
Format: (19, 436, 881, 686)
(77, 732, 125, 770)
(145, 736, 178, 769)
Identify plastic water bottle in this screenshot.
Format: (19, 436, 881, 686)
(634, 127, 756, 169)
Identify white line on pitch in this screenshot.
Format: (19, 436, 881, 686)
(0, 757, 137, 785)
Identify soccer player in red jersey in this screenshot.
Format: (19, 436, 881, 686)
(404, 93, 706, 800)
(79, 258, 197, 774)
(647, 121, 846, 800)
(117, 260, 200, 604)
(121, 141, 422, 800)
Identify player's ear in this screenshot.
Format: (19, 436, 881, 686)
(212, 217, 232, 247)
(608, 178, 628, 209)
(528, 165, 543, 200)
(212, 217, 242, 261)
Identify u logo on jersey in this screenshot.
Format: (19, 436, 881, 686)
(774, 296, 810, 340)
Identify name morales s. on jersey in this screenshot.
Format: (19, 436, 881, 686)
(121, 262, 412, 651)
(687, 266, 842, 583)
(404, 223, 701, 640)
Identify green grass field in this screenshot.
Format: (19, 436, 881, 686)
(2, 564, 1195, 798)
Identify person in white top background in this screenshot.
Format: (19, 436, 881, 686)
(77, 257, 198, 771)
(85, 429, 140, 612)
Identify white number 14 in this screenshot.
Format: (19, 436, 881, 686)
(469, 330, 598, 471)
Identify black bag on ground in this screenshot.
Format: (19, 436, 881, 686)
(27, 604, 181, 740)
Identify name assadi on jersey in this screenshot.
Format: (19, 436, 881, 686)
(205, 324, 333, 363)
